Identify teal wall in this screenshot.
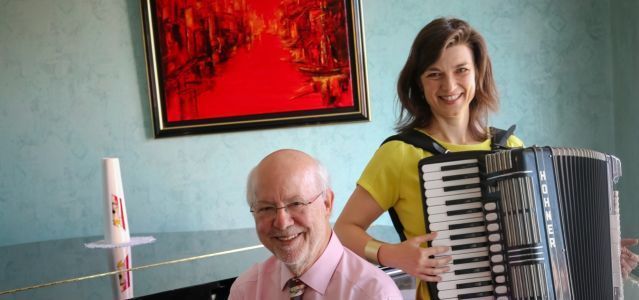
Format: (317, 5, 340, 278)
(612, 0, 639, 244)
(0, 0, 635, 249)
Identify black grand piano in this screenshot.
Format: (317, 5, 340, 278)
(0, 226, 415, 300)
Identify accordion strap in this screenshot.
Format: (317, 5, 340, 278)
(379, 125, 517, 241)
(381, 129, 448, 155)
(490, 124, 517, 149)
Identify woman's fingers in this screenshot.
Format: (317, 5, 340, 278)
(414, 246, 452, 282)
(415, 264, 449, 282)
(621, 238, 639, 247)
(416, 273, 445, 282)
(399, 232, 454, 282)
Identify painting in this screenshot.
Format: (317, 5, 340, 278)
(140, 0, 368, 137)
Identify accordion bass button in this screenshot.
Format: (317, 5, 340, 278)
(491, 254, 503, 263)
(495, 275, 505, 283)
(490, 244, 502, 252)
(497, 296, 509, 300)
(484, 202, 496, 210)
(487, 223, 499, 231)
(485, 212, 498, 221)
(489, 233, 501, 242)
(495, 285, 508, 294)
(492, 264, 505, 273)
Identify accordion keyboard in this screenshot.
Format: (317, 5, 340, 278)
(421, 157, 495, 299)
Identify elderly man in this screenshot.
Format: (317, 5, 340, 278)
(229, 149, 402, 299)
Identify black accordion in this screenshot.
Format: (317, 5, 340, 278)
(419, 147, 623, 300)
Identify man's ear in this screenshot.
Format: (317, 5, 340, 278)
(323, 189, 334, 216)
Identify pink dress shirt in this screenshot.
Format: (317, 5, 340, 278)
(229, 232, 403, 299)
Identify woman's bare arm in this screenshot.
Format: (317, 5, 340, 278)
(334, 185, 451, 282)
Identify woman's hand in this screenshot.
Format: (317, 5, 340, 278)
(334, 187, 451, 282)
(379, 232, 451, 282)
(621, 238, 639, 279)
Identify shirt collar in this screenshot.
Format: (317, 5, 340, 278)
(278, 231, 344, 295)
(415, 128, 492, 151)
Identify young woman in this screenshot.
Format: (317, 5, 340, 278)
(334, 17, 637, 299)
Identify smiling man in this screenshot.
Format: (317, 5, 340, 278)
(229, 149, 402, 300)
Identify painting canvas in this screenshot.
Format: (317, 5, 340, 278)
(141, 0, 368, 137)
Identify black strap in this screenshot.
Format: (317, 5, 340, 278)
(381, 129, 448, 155)
(380, 125, 517, 241)
(387, 207, 406, 242)
(490, 124, 516, 149)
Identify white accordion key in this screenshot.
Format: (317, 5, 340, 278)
(436, 275, 492, 290)
(438, 285, 493, 299)
(429, 211, 484, 223)
(458, 250, 489, 258)
(431, 236, 487, 247)
(433, 226, 485, 240)
(436, 245, 489, 257)
(425, 186, 481, 198)
(421, 158, 479, 173)
(427, 201, 482, 215)
(425, 191, 482, 207)
(440, 270, 492, 282)
(422, 166, 480, 181)
(423, 176, 480, 189)
(436, 250, 489, 266)
(429, 217, 484, 232)
(445, 260, 490, 272)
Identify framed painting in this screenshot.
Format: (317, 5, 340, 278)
(140, 0, 369, 137)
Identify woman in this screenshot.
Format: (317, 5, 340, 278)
(334, 17, 638, 299)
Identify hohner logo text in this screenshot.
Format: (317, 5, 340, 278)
(539, 170, 556, 248)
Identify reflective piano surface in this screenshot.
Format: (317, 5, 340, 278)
(0, 225, 414, 299)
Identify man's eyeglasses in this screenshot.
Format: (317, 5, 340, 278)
(250, 191, 324, 219)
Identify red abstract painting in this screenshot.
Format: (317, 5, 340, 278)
(141, 0, 368, 137)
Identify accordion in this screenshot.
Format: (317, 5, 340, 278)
(419, 146, 623, 300)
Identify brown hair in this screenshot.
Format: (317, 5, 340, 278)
(396, 17, 498, 140)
